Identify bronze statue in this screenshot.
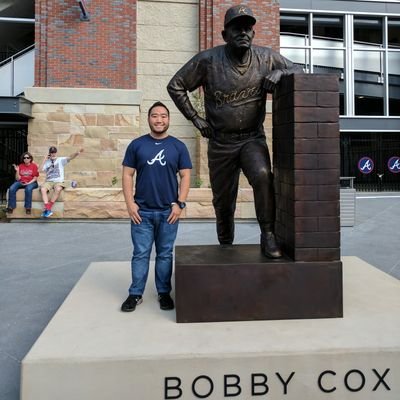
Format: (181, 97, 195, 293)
(168, 4, 302, 258)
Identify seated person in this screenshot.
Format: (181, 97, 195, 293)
(40, 146, 84, 218)
(6, 152, 39, 215)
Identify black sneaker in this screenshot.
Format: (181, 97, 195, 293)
(121, 295, 143, 312)
(158, 293, 174, 310)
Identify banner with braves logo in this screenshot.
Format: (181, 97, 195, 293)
(387, 156, 400, 174)
(358, 157, 374, 175)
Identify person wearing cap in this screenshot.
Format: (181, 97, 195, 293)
(168, 4, 302, 258)
(39, 146, 84, 218)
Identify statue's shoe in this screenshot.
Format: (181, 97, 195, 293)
(260, 232, 282, 259)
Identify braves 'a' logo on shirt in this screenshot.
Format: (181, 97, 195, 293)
(147, 149, 166, 166)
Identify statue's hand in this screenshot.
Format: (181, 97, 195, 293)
(192, 115, 213, 139)
(264, 70, 283, 93)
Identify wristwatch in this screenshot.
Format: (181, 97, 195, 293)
(176, 200, 186, 209)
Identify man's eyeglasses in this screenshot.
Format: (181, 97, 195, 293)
(23, 156, 31, 159)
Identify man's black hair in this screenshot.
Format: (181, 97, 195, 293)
(148, 101, 170, 117)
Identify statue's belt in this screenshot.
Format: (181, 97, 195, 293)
(213, 130, 264, 143)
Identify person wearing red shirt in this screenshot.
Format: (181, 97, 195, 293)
(6, 152, 39, 215)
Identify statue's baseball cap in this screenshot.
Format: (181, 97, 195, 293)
(224, 4, 256, 28)
(49, 146, 57, 153)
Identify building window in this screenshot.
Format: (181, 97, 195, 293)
(353, 17, 384, 115)
(354, 17, 383, 46)
(388, 18, 400, 116)
(389, 52, 400, 116)
(281, 11, 400, 117)
(280, 13, 345, 115)
(388, 18, 400, 47)
(313, 15, 343, 41)
(281, 14, 309, 37)
(280, 14, 310, 71)
(354, 49, 385, 115)
(313, 15, 345, 115)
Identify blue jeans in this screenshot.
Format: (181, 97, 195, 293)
(8, 181, 38, 209)
(129, 209, 179, 296)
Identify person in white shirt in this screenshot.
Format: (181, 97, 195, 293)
(40, 145, 84, 218)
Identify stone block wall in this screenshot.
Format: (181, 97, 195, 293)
(273, 74, 341, 262)
(137, 0, 199, 182)
(25, 87, 142, 189)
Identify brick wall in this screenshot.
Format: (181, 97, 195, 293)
(25, 86, 141, 191)
(35, 0, 137, 89)
(273, 74, 341, 262)
(199, 0, 280, 51)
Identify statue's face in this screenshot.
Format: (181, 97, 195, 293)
(223, 18, 255, 50)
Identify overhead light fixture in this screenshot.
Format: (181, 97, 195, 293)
(76, 0, 90, 21)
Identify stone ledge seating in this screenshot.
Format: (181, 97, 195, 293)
(5, 187, 256, 220)
(6, 187, 352, 224)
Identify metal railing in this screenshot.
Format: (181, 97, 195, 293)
(340, 176, 355, 189)
(0, 44, 35, 97)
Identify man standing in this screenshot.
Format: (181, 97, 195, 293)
(168, 4, 302, 258)
(121, 102, 192, 312)
(40, 146, 84, 218)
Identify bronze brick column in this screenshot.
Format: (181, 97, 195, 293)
(273, 74, 341, 262)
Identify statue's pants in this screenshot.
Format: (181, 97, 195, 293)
(208, 132, 275, 244)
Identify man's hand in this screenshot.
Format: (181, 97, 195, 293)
(264, 70, 284, 93)
(192, 115, 213, 139)
(167, 203, 182, 224)
(127, 202, 142, 224)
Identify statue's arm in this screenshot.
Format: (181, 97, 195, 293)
(167, 57, 213, 138)
(264, 51, 303, 93)
(167, 56, 206, 119)
(167, 72, 198, 121)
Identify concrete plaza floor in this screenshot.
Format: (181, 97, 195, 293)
(1, 193, 399, 400)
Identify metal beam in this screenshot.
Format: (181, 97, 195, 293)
(340, 116, 400, 131)
(0, 17, 34, 24)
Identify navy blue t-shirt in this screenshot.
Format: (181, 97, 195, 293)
(122, 134, 192, 211)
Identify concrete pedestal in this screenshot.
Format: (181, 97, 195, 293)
(21, 257, 400, 400)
